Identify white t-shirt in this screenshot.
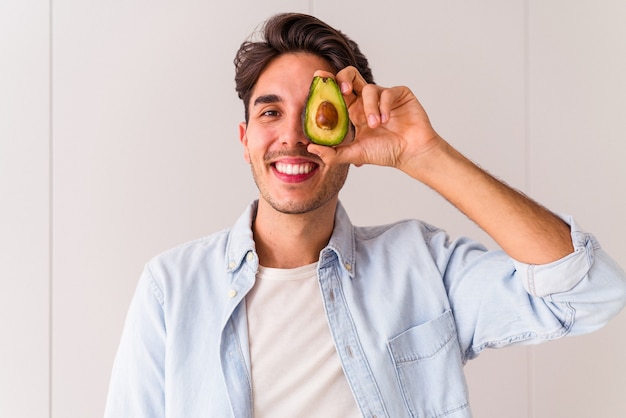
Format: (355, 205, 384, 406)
(246, 262, 361, 418)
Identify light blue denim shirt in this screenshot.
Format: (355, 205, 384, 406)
(104, 200, 626, 418)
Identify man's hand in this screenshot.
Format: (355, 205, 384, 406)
(307, 67, 442, 176)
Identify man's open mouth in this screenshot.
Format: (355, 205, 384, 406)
(274, 162, 317, 175)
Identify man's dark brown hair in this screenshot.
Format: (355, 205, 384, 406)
(234, 13, 375, 121)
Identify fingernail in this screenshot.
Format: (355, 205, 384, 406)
(368, 114, 379, 126)
(340, 82, 350, 94)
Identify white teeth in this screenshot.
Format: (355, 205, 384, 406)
(275, 162, 314, 175)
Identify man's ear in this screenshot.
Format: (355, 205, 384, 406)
(239, 122, 250, 163)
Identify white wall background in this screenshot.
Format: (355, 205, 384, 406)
(2, 0, 625, 417)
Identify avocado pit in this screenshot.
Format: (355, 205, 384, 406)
(315, 101, 339, 130)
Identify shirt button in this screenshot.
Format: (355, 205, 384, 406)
(246, 252, 254, 262)
(228, 261, 236, 269)
(228, 289, 237, 298)
(344, 262, 352, 271)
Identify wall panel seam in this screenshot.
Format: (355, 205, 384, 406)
(523, 1, 535, 418)
(48, 0, 54, 417)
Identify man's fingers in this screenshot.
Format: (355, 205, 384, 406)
(378, 86, 406, 124)
(307, 141, 360, 167)
(360, 84, 383, 128)
(312, 69, 335, 79)
(336, 66, 369, 97)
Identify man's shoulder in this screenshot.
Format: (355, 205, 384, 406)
(352, 218, 443, 241)
(144, 201, 257, 277)
(147, 227, 233, 269)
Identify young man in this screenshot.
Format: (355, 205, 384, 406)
(105, 13, 626, 418)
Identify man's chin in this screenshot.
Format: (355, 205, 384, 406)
(264, 196, 336, 216)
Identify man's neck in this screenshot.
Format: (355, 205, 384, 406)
(252, 199, 338, 269)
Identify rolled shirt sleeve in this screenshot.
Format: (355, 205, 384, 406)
(513, 215, 626, 336)
(432, 214, 626, 361)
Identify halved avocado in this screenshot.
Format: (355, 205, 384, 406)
(303, 76, 349, 146)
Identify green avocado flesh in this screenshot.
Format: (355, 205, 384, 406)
(303, 76, 349, 146)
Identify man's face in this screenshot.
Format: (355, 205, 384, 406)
(239, 52, 350, 215)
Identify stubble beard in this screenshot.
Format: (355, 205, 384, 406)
(249, 157, 350, 215)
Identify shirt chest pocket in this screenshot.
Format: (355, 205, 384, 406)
(387, 310, 469, 418)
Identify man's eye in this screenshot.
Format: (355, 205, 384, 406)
(262, 110, 280, 117)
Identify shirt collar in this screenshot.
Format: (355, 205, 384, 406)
(225, 200, 258, 274)
(324, 201, 356, 278)
(225, 200, 356, 278)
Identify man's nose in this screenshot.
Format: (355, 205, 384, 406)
(280, 111, 310, 146)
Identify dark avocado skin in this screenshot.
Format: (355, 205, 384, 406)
(303, 77, 349, 146)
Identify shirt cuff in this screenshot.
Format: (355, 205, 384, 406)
(513, 215, 596, 297)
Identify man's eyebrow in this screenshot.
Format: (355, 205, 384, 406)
(253, 94, 282, 106)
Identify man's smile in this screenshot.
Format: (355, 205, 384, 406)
(274, 161, 317, 175)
